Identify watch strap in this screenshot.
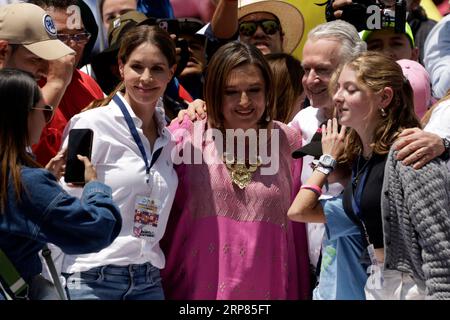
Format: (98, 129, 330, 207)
(441, 138, 450, 161)
(315, 164, 333, 175)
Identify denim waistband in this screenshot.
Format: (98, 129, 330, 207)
(83, 262, 159, 277)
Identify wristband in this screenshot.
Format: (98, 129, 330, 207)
(300, 184, 322, 196)
(441, 138, 450, 161)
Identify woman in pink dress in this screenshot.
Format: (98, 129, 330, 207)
(161, 41, 310, 300)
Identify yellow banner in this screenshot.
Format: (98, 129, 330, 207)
(284, 0, 327, 60)
(421, 0, 442, 21)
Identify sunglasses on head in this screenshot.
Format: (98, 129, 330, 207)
(238, 19, 281, 37)
(57, 32, 92, 44)
(32, 104, 54, 123)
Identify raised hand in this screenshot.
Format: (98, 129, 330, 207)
(321, 118, 346, 159)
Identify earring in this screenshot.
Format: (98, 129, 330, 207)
(265, 114, 271, 122)
(380, 108, 387, 117)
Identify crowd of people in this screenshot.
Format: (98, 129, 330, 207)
(1, 0, 450, 301)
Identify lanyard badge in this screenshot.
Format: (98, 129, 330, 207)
(133, 196, 161, 239)
(113, 95, 164, 240)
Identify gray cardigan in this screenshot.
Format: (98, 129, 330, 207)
(381, 148, 450, 299)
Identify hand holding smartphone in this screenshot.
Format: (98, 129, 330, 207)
(64, 128, 94, 185)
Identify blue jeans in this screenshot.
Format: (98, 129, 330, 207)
(62, 263, 164, 300)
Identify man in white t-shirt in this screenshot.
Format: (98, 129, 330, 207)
(288, 20, 366, 278)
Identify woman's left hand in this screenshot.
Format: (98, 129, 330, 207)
(321, 118, 346, 159)
(45, 148, 67, 180)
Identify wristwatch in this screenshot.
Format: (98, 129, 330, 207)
(441, 138, 450, 161)
(315, 165, 333, 176)
(318, 154, 337, 169)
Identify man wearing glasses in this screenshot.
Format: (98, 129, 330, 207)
(209, 0, 303, 55)
(0, 2, 75, 123)
(28, 0, 105, 166)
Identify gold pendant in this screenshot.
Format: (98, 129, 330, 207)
(224, 158, 261, 189)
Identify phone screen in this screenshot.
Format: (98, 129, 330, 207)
(64, 128, 93, 184)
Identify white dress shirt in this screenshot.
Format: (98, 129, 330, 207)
(60, 93, 178, 273)
(424, 99, 450, 171)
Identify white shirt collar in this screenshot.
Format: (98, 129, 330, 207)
(113, 92, 172, 145)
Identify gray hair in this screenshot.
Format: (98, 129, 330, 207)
(308, 20, 367, 64)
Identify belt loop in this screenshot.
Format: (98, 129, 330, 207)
(98, 266, 106, 281)
(128, 264, 133, 277)
(146, 263, 151, 283)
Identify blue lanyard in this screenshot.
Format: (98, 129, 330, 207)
(350, 158, 372, 245)
(113, 94, 162, 184)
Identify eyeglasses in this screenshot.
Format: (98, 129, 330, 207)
(57, 32, 91, 44)
(32, 105, 54, 123)
(238, 19, 281, 37)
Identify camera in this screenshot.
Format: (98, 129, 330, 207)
(338, 0, 407, 32)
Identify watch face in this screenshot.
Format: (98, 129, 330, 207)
(322, 155, 332, 166)
(444, 138, 450, 150)
(320, 155, 331, 166)
(319, 154, 336, 168)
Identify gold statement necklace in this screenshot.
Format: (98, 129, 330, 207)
(223, 153, 262, 189)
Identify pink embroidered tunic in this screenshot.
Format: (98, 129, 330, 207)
(161, 119, 310, 300)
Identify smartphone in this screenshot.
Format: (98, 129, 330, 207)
(157, 18, 180, 35)
(64, 128, 93, 184)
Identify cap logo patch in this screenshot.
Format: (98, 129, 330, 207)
(43, 14, 57, 36)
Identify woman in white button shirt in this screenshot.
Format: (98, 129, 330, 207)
(60, 25, 178, 300)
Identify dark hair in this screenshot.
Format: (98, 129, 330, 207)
(85, 25, 176, 110)
(28, 0, 79, 9)
(265, 53, 304, 123)
(0, 69, 42, 211)
(118, 24, 176, 67)
(204, 41, 275, 129)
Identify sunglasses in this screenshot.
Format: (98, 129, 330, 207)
(238, 19, 281, 37)
(32, 105, 54, 123)
(57, 32, 91, 44)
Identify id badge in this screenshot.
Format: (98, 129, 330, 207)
(132, 195, 161, 239)
(366, 264, 384, 290)
(365, 244, 384, 289)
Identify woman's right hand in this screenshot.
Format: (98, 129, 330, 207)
(77, 155, 97, 184)
(174, 99, 207, 124)
(321, 118, 346, 159)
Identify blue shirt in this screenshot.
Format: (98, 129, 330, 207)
(313, 195, 368, 300)
(0, 167, 121, 284)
